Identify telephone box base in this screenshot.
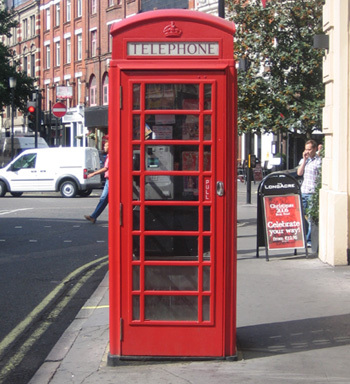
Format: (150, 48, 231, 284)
(107, 353, 238, 366)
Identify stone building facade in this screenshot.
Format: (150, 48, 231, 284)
(319, 0, 350, 266)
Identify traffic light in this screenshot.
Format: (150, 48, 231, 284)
(27, 101, 36, 131)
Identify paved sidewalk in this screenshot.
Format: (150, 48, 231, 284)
(30, 182, 350, 384)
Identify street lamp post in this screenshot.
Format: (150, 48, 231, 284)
(9, 77, 17, 160)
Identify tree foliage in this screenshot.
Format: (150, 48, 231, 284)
(0, 1, 35, 112)
(227, 0, 325, 137)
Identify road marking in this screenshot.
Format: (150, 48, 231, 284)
(29, 240, 38, 243)
(0, 255, 109, 359)
(82, 305, 109, 310)
(0, 208, 33, 216)
(0, 258, 109, 382)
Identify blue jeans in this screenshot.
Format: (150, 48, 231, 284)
(91, 180, 108, 220)
(301, 193, 312, 243)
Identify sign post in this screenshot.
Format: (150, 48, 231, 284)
(257, 172, 308, 261)
(52, 102, 67, 118)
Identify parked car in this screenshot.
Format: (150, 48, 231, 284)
(0, 147, 102, 198)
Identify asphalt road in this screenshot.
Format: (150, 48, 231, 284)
(0, 191, 109, 384)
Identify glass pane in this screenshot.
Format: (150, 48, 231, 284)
(133, 115, 140, 140)
(203, 266, 210, 291)
(145, 114, 199, 140)
(133, 206, 140, 230)
(204, 146, 211, 171)
(204, 115, 211, 140)
(202, 296, 210, 321)
(133, 176, 140, 200)
(203, 207, 210, 231)
(145, 266, 198, 291)
(133, 84, 140, 110)
(145, 145, 199, 172)
(133, 146, 140, 170)
(132, 296, 140, 320)
(145, 175, 199, 201)
(133, 266, 140, 290)
(203, 236, 211, 260)
(145, 296, 198, 321)
(133, 236, 140, 260)
(204, 84, 212, 110)
(145, 235, 198, 261)
(145, 146, 173, 171)
(145, 206, 198, 231)
(145, 84, 199, 110)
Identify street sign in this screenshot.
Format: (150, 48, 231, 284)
(52, 102, 67, 118)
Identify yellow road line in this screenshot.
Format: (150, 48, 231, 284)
(0, 255, 108, 357)
(82, 305, 109, 309)
(0, 259, 108, 382)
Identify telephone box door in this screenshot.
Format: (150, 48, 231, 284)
(118, 71, 227, 357)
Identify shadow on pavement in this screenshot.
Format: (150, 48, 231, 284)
(237, 313, 350, 360)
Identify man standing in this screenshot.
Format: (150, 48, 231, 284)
(297, 139, 322, 247)
(84, 141, 109, 224)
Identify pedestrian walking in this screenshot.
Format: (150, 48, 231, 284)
(84, 141, 109, 224)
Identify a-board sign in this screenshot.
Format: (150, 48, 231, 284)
(257, 172, 308, 261)
(263, 194, 305, 249)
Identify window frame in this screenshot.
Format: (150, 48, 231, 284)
(77, 34, 82, 61)
(66, 0, 71, 22)
(66, 37, 71, 64)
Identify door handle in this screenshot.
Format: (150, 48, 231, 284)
(216, 181, 224, 196)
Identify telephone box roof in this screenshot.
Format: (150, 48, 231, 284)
(111, 9, 236, 37)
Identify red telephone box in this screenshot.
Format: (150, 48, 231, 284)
(108, 9, 237, 362)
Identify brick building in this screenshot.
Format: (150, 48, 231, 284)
(39, 0, 141, 148)
(3, 0, 223, 148)
(2, 0, 40, 135)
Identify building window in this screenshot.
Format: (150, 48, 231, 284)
(91, 0, 97, 14)
(30, 15, 35, 36)
(77, 0, 82, 17)
(91, 30, 97, 57)
(31, 53, 35, 77)
(89, 76, 97, 106)
(108, 0, 114, 6)
(23, 55, 28, 74)
(66, 0, 71, 22)
(55, 4, 60, 27)
(46, 9, 51, 30)
(77, 34, 82, 61)
(46, 45, 51, 69)
(56, 42, 60, 66)
(23, 18, 28, 40)
(77, 77, 82, 104)
(108, 24, 112, 52)
(66, 37, 71, 64)
(46, 85, 50, 110)
(103, 75, 109, 105)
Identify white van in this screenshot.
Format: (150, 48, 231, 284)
(0, 136, 49, 168)
(0, 147, 102, 198)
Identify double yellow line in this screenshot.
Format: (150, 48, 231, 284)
(0, 255, 108, 382)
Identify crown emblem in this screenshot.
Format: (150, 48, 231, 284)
(163, 22, 182, 38)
